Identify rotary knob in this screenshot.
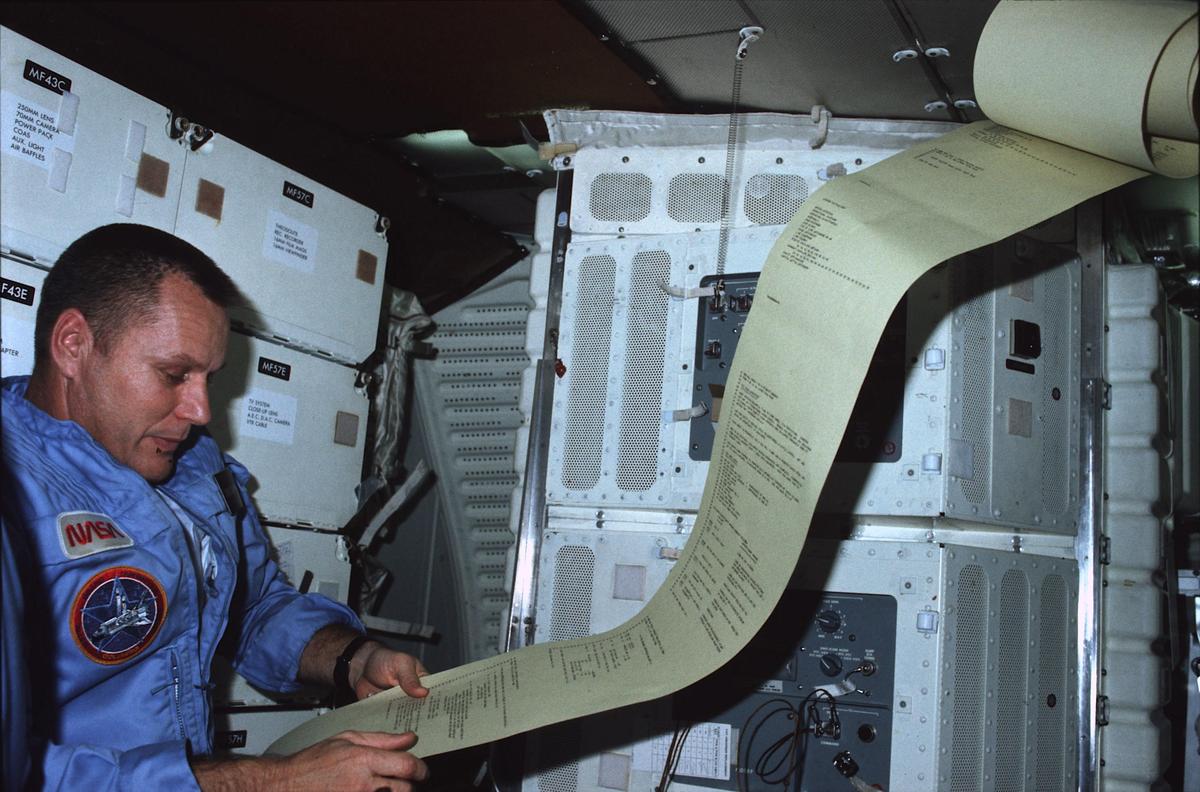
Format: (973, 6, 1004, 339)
(816, 609, 842, 633)
(819, 653, 844, 677)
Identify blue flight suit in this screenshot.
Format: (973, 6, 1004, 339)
(2, 507, 32, 790)
(1, 376, 362, 789)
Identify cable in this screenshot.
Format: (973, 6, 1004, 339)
(656, 721, 693, 792)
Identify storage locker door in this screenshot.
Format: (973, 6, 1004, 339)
(207, 331, 369, 529)
(0, 27, 184, 267)
(174, 134, 387, 365)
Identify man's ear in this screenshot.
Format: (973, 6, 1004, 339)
(48, 308, 96, 380)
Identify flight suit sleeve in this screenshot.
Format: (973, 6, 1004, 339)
(38, 740, 201, 792)
(220, 456, 363, 693)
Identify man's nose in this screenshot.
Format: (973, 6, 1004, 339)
(177, 380, 212, 426)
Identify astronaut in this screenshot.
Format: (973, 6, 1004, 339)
(1, 224, 429, 790)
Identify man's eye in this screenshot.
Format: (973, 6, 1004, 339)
(163, 371, 187, 385)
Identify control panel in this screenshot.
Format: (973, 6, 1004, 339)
(689, 272, 905, 464)
(676, 589, 897, 791)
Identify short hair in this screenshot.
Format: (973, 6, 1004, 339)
(34, 224, 241, 366)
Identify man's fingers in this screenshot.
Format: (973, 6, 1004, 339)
(366, 748, 429, 783)
(334, 729, 418, 751)
(396, 657, 430, 697)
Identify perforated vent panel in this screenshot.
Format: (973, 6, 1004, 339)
(938, 549, 1078, 792)
(995, 569, 1030, 792)
(743, 173, 808, 225)
(667, 173, 726, 223)
(957, 291, 994, 505)
(589, 173, 652, 223)
(561, 255, 617, 490)
(538, 763, 579, 792)
(1036, 574, 1068, 792)
(950, 564, 987, 791)
(616, 250, 671, 491)
(570, 147, 906, 236)
(549, 546, 596, 642)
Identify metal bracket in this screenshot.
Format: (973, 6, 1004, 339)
(1097, 695, 1111, 727)
(924, 100, 948, 113)
(736, 26, 764, 60)
(924, 47, 951, 58)
(1101, 380, 1113, 410)
(1099, 535, 1111, 565)
(892, 48, 919, 62)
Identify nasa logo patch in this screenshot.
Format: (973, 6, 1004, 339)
(70, 567, 167, 665)
(57, 511, 134, 559)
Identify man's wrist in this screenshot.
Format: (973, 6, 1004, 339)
(334, 633, 378, 704)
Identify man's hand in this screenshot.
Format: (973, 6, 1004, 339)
(193, 730, 428, 791)
(351, 642, 430, 700)
(297, 625, 430, 702)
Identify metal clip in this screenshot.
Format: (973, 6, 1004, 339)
(1097, 695, 1110, 726)
(1099, 535, 1111, 565)
(892, 49, 919, 62)
(953, 99, 979, 109)
(924, 100, 948, 112)
(810, 104, 832, 149)
(736, 26, 764, 60)
(924, 47, 951, 58)
(1102, 381, 1113, 410)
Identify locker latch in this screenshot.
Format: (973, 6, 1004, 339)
(1099, 535, 1111, 565)
(1097, 694, 1111, 727)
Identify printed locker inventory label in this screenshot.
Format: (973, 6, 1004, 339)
(241, 388, 297, 445)
(1, 315, 35, 374)
(1, 90, 76, 169)
(262, 209, 318, 272)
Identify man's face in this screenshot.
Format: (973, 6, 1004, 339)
(68, 274, 229, 483)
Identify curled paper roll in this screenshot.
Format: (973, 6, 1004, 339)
(270, 1, 1195, 759)
(974, 0, 1198, 177)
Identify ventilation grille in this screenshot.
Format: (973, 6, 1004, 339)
(562, 255, 617, 490)
(537, 763, 580, 792)
(548, 546, 596, 642)
(668, 173, 726, 222)
(1036, 574, 1068, 792)
(1040, 272, 1070, 515)
(950, 564, 987, 791)
(957, 290, 994, 505)
(589, 173, 652, 222)
(616, 250, 672, 491)
(412, 273, 533, 661)
(744, 173, 808, 225)
(995, 569, 1030, 792)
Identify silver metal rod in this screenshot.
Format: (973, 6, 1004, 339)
(1075, 198, 1106, 792)
(505, 171, 572, 652)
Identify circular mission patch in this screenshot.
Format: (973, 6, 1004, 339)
(70, 567, 167, 665)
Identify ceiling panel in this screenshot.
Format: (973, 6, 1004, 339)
(585, 0, 754, 42)
(616, 0, 956, 120)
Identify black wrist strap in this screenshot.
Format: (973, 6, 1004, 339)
(333, 634, 373, 706)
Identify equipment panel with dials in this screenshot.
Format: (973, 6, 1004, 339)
(675, 589, 898, 791)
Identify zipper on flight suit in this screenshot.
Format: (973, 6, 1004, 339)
(170, 648, 187, 740)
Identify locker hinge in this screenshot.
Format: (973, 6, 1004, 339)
(1097, 694, 1111, 727)
(1099, 535, 1111, 565)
